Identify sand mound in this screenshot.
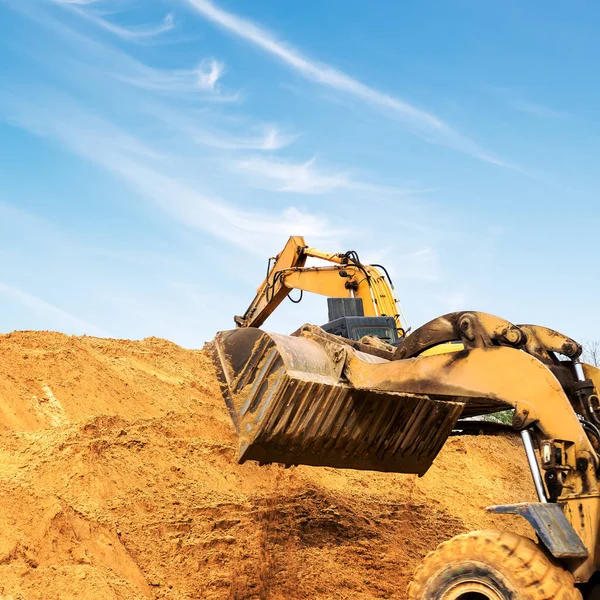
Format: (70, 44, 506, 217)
(0, 331, 536, 599)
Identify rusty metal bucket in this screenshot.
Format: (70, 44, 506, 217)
(211, 328, 464, 476)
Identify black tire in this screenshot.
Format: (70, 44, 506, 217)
(407, 530, 582, 600)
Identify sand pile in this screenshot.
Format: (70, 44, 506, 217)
(0, 331, 536, 599)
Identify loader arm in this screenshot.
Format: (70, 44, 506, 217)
(233, 236, 406, 336)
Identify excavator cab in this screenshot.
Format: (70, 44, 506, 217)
(320, 298, 401, 344)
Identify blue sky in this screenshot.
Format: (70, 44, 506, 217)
(1, 0, 599, 348)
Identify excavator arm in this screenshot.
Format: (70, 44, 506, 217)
(234, 236, 308, 329)
(234, 236, 406, 336)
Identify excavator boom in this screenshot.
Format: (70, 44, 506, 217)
(234, 236, 406, 337)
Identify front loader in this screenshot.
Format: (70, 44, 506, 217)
(211, 310, 600, 599)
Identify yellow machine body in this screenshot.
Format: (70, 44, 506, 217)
(212, 310, 600, 583)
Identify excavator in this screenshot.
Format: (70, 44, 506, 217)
(233, 235, 408, 344)
(211, 236, 600, 599)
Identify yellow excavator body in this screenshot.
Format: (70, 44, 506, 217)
(234, 235, 407, 338)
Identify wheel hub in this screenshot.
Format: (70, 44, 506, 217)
(444, 579, 506, 600)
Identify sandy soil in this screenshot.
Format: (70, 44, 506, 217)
(0, 331, 537, 599)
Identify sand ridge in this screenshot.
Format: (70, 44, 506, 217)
(0, 331, 536, 599)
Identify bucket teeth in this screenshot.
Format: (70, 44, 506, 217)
(239, 372, 463, 475)
(212, 328, 465, 476)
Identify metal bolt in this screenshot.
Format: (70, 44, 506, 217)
(459, 318, 475, 341)
(503, 327, 522, 345)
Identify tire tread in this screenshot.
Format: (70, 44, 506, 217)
(407, 530, 582, 600)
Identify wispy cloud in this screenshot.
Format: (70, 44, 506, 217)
(0, 0, 432, 252)
(183, 0, 516, 168)
(487, 86, 570, 119)
(197, 58, 225, 91)
(53, 1, 176, 42)
(119, 59, 241, 101)
(513, 100, 569, 119)
(0, 88, 341, 253)
(147, 105, 295, 149)
(0, 282, 109, 336)
(110, 159, 341, 246)
(237, 156, 351, 194)
(6, 0, 239, 100)
(92, 12, 175, 41)
(196, 125, 295, 150)
(236, 155, 423, 196)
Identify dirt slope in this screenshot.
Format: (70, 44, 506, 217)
(0, 331, 536, 599)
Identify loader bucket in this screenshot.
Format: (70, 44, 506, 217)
(211, 328, 465, 476)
